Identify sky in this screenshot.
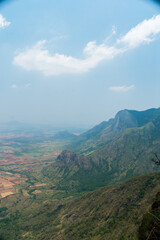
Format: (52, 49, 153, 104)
(0, 0, 160, 128)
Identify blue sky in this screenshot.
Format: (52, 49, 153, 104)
(0, 0, 160, 128)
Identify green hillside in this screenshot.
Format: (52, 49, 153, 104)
(69, 108, 160, 154)
(0, 108, 160, 239)
(43, 108, 160, 193)
(0, 172, 160, 239)
(138, 191, 160, 240)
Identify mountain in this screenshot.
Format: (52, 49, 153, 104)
(1, 108, 160, 239)
(42, 149, 96, 192)
(43, 108, 160, 192)
(69, 108, 160, 154)
(52, 130, 77, 140)
(1, 172, 160, 240)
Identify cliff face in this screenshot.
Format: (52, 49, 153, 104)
(44, 107, 160, 193)
(57, 150, 79, 167)
(69, 107, 160, 154)
(112, 109, 138, 132)
(57, 149, 91, 169)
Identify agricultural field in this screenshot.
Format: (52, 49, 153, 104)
(0, 133, 69, 202)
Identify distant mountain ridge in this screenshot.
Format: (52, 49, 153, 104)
(53, 131, 76, 140)
(43, 107, 160, 192)
(69, 108, 160, 154)
(1, 108, 160, 239)
(112, 108, 160, 130)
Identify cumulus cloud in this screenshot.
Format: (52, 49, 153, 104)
(0, 14, 10, 29)
(118, 15, 160, 48)
(13, 14, 160, 76)
(109, 85, 135, 92)
(13, 40, 122, 76)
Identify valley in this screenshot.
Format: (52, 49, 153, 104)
(0, 108, 160, 239)
(0, 132, 70, 201)
(1, 0, 159, 238)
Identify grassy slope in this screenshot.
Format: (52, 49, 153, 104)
(43, 121, 160, 193)
(91, 122, 160, 183)
(1, 108, 160, 239)
(0, 172, 160, 239)
(42, 108, 160, 194)
(138, 191, 160, 240)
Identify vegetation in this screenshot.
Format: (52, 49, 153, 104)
(69, 108, 160, 154)
(43, 108, 160, 193)
(0, 108, 160, 239)
(138, 191, 160, 240)
(0, 172, 160, 239)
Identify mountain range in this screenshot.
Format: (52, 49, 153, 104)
(43, 108, 160, 192)
(1, 107, 160, 239)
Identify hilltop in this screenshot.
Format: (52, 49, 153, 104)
(69, 108, 160, 154)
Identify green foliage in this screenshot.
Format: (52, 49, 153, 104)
(43, 119, 160, 194)
(69, 108, 160, 154)
(138, 192, 160, 240)
(0, 172, 160, 239)
(0, 207, 7, 218)
(1, 108, 160, 239)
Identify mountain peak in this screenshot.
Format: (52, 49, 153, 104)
(112, 109, 138, 131)
(68, 107, 160, 154)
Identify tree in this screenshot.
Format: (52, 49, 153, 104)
(152, 153, 160, 165)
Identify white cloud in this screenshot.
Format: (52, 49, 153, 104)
(109, 85, 135, 92)
(11, 84, 17, 89)
(0, 14, 10, 29)
(118, 15, 160, 48)
(13, 40, 122, 76)
(13, 14, 160, 76)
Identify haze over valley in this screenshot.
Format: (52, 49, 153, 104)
(0, 0, 160, 239)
